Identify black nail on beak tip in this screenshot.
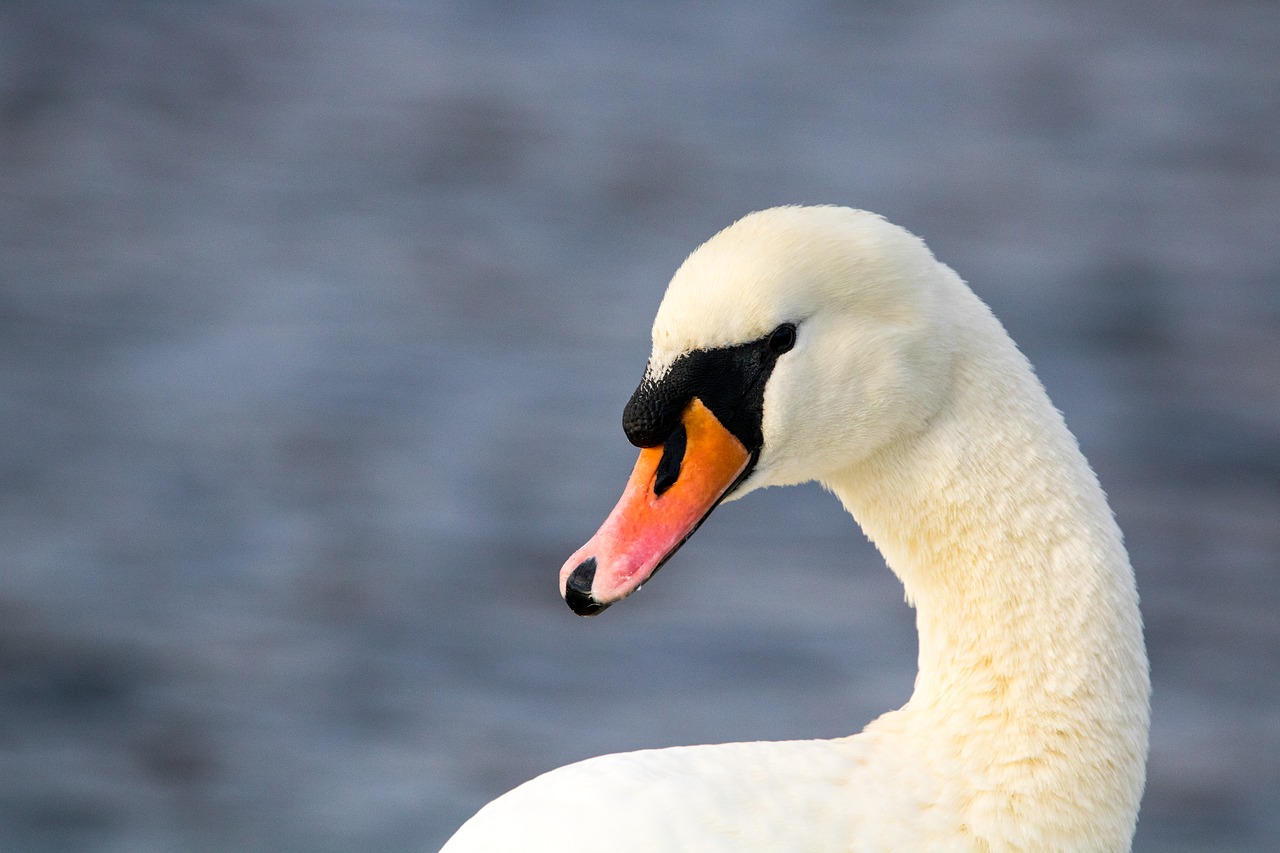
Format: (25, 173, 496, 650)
(565, 557, 608, 616)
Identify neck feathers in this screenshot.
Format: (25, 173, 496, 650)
(826, 287, 1150, 848)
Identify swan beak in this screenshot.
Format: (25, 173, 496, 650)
(558, 397, 751, 616)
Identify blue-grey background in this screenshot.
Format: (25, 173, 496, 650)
(2, 2, 1277, 851)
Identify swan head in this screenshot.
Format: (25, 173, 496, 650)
(560, 206, 957, 615)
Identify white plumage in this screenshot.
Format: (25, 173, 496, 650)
(443, 206, 1150, 852)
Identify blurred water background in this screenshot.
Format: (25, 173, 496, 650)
(2, 2, 1278, 851)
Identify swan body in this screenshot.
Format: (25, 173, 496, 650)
(442, 206, 1150, 851)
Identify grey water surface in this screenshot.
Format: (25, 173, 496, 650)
(2, 2, 1278, 851)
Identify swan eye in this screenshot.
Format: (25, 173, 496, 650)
(767, 323, 797, 355)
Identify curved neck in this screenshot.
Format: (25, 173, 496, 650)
(823, 298, 1150, 846)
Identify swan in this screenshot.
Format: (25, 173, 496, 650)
(441, 206, 1150, 851)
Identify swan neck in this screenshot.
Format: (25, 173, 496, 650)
(823, 303, 1150, 843)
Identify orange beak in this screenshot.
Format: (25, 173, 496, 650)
(559, 397, 752, 615)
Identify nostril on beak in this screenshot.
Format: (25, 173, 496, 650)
(564, 557, 607, 616)
(652, 421, 687, 497)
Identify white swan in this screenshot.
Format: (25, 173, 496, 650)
(442, 206, 1150, 851)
